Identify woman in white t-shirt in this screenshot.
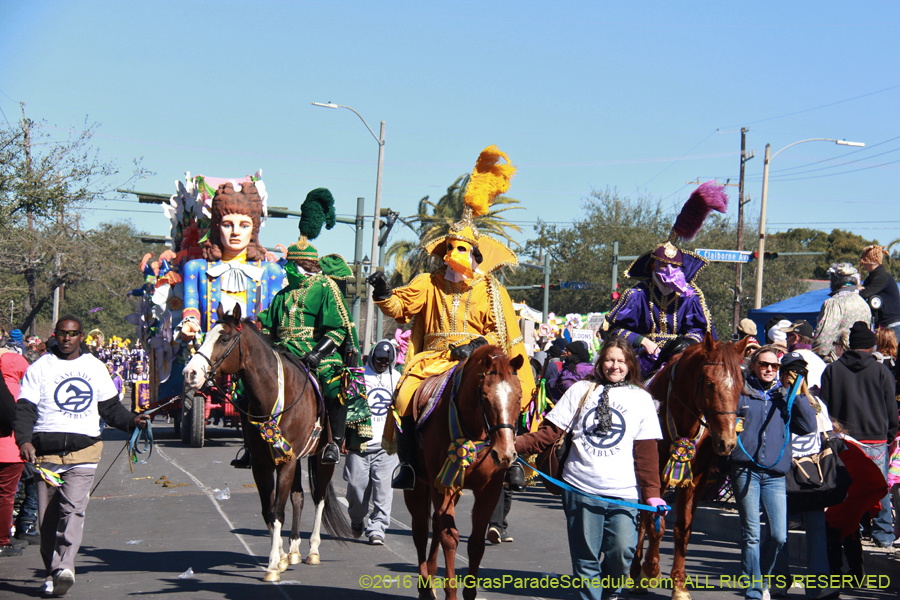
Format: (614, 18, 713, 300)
(515, 338, 665, 600)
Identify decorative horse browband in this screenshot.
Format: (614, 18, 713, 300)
(249, 351, 295, 466)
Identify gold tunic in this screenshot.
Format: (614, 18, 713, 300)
(375, 269, 535, 417)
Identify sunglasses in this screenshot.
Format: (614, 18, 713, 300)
(55, 330, 83, 339)
(755, 361, 779, 371)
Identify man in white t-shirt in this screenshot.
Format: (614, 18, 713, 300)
(343, 340, 400, 545)
(15, 314, 148, 597)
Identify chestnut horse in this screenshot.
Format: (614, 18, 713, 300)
(630, 333, 749, 600)
(406, 344, 524, 600)
(183, 305, 350, 582)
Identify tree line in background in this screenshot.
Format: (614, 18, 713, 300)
(0, 117, 154, 340)
(384, 184, 900, 337)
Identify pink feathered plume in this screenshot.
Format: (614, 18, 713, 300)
(671, 181, 729, 241)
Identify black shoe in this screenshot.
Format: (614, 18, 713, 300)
(9, 537, 28, 549)
(391, 463, 416, 490)
(322, 442, 341, 464)
(505, 462, 526, 492)
(230, 448, 252, 469)
(15, 523, 40, 545)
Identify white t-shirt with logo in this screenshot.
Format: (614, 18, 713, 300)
(790, 396, 833, 459)
(19, 352, 119, 438)
(363, 366, 398, 448)
(546, 379, 662, 500)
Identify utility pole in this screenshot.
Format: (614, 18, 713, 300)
(21, 103, 37, 336)
(733, 128, 754, 336)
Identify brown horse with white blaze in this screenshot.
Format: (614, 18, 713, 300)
(406, 344, 524, 600)
(183, 304, 350, 582)
(630, 333, 749, 600)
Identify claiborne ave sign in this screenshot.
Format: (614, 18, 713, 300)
(695, 249, 753, 263)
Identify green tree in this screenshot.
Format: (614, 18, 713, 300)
(0, 116, 149, 333)
(384, 174, 523, 286)
(504, 188, 812, 335)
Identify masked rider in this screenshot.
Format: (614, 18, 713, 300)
(606, 182, 725, 378)
(258, 189, 361, 465)
(367, 146, 536, 490)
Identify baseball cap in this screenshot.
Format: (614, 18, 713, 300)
(779, 320, 814, 339)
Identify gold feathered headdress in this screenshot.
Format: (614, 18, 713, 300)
(425, 145, 519, 274)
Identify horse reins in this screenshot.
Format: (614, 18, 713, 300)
(190, 321, 311, 422)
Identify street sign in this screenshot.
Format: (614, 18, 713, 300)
(695, 249, 753, 263)
(560, 281, 598, 290)
(538, 323, 553, 337)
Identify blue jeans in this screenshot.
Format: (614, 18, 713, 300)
(858, 442, 893, 546)
(16, 475, 38, 527)
(562, 489, 638, 600)
(732, 467, 788, 600)
(773, 510, 834, 599)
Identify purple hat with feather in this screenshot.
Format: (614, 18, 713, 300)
(650, 181, 728, 266)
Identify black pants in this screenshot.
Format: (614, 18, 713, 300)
(490, 488, 513, 531)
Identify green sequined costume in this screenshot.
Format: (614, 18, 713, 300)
(258, 255, 372, 447)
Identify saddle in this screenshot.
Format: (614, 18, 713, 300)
(412, 368, 455, 427)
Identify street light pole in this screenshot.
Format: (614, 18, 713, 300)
(311, 102, 385, 353)
(753, 138, 864, 309)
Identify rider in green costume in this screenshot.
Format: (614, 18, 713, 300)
(258, 188, 368, 464)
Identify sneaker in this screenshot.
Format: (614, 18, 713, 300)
(40, 579, 53, 595)
(369, 536, 384, 546)
(486, 526, 502, 545)
(0, 545, 23, 558)
(500, 531, 514, 543)
(15, 522, 41, 545)
(52, 568, 74, 596)
(351, 522, 364, 539)
(892, 536, 900, 547)
(761, 589, 771, 600)
(9, 538, 28, 549)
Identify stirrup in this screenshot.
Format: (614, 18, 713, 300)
(505, 462, 526, 491)
(391, 463, 416, 490)
(230, 448, 252, 469)
(322, 442, 341, 464)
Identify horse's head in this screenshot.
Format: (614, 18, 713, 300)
(183, 304, 245, 390)
(468, 345, 524, 469)
(692, 333, 750, 456)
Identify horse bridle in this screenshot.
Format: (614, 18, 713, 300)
(669, 359, 740, 428)
(455, 354, 518, 442)
(189, 321, 310, 422)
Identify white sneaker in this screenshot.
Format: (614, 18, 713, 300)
(52, 569, 74, 596)
(40, 579, 53, 595)
(761, 589, 771, 600)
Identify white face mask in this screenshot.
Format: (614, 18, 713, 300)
(652, 272, 674, 295)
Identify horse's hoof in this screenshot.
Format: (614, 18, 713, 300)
(288, 552, 302, 565)
(631, 583, 649, 594)
(263, 570, 280, 582)
(305, 553, 320, 565)
(278, 555, 289, 572)
(672, 589, 692, 600)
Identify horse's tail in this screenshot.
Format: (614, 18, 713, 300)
(307, 456, 352, 544)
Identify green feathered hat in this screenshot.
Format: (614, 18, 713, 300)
(287, 188, 337, 261)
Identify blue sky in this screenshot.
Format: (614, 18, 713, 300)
(2, 1, 898, 262)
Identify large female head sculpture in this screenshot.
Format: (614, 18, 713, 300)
(202, 181, 267, 262)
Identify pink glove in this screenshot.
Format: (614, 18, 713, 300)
(647, 497, 669, 515)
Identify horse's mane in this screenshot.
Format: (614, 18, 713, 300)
(466, 343, 515, 377)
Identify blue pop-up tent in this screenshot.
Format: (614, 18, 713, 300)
(747, 283, 900, 340)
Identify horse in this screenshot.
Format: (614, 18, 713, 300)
(183, 304, 350, 582)
(629, 333, 749, 600)
(406, 344, 525, 600)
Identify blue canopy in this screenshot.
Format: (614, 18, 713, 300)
(746, 283, 899, 341)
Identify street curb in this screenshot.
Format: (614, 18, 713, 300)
(675, 505, 899, 592)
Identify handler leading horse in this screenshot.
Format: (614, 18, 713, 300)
(183, 304, 350, 582)
(630, 334, 749, 600)
(406, 344, 524, 600)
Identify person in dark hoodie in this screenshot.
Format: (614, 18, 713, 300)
(820, 321, 899, 549)
(551, 341, 594, 401)
(14, 315, 148, 596)
(730, 345, 817, 600)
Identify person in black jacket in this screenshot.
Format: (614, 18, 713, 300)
(820, 321, 898, 549)
(14, 315, 148, 596)
(859, 245, 900, 342)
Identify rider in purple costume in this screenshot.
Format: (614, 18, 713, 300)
(606, 181, 727, 378)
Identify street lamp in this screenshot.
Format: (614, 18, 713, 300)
(753, 138, 865, 309)
(312, 102, 385, 352)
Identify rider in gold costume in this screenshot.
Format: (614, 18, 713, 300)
(367, 146, 535, 489)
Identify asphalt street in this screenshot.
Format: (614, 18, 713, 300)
(1, 418, 896, 600)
